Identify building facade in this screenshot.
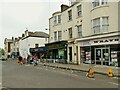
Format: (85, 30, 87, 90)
(19, 30, 49, 59)
(48, 0, 120, 66)
(10, 37, 20, 58)
(4, 38, 13, 58)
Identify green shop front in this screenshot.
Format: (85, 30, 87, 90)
(45, 41, 67, 64)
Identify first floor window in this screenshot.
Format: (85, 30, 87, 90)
(92, 17, 109, 34)
(54, 32, 57, 41)
(77, 25, 82, 38)
(58, 31, 62, 41)
(68, 27, 72, 38)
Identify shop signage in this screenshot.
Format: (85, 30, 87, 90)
(93, 39, 119, 44)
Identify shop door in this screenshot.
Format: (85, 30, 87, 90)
(69, 47, 72, 62)
(95, 47, 110, 65)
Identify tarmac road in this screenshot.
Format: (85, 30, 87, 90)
(2, 60, 119, 89)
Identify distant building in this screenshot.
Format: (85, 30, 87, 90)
(10, 37, 20, 58)
(19, 30, 49, 59)
(4, 38, 13, 58)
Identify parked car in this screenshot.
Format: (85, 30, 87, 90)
(0, 55, 7, 61)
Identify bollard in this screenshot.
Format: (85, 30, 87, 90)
(87, 68, 94, 78)
(108, 68, 114, 77)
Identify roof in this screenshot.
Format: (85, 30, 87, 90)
(4, 38, 13, 44)
(28, 31, 49, 38)
(4, 38, 13, 42)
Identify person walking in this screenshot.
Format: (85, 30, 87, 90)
(33, 54, 38, 66)
(18, 56, 23, 65)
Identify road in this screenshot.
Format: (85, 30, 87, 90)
(2, 60, 119, 89)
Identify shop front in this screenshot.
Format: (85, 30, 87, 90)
(29, 47, 46, 59)
(45, 41, 67, 64)
(78, 35, 120, 67)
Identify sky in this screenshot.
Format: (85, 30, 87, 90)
(0, 0, 69, 48)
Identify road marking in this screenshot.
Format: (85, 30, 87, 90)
(111, 77, 120, 79)
(108, 82, 119, 86)
(0, 83, 1, 85)
(87, 77, 95, 80)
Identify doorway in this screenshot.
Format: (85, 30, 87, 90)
(69, 47, 72, 62)
(95, 47, 110, 65)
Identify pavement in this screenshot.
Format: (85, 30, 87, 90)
(39, 62, 120, 77)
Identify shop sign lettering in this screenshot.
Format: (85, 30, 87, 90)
(94, 39, 119, 44)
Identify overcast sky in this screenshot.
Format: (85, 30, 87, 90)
(0, 0, 69, 48)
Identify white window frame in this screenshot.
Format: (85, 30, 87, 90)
(58, 31, 62, 41)
(77, 25, 82, 38)
(54, 31, 57, 41)
(92, 17, 109, 34)
(68, 28, 72, 38)
(77, 5, 82, 17)
(92, 0, 108, 8)
(58, 15, 61, 24)
(68, 10, 72, 21)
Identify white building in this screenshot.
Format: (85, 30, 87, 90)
(19, 30, 49, 59)
(10, 37, 20, 58)
(48, 0, 120, 66)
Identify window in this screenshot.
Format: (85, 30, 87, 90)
(54, 32, 57, 41)
(92, 0, 100, 7)
(92, 17, 109, 34)
(58, 31, 62, 41)
(35, 44, 39, 48)
(68, 28, 72, 38)
(102, 17, 108, 32)
(92, 0, 107, 8)
(68, 10, 72, 21)
(58, 15, 61, 24)
(101, 0, 107, 5)
(54, 16, 57, 25)
(92, 18, 100, 34)
(77, 5, 82, 17)
(77, 25, 82, 38)
(54, 15, 61, 25)
(45, 38, 47, 41)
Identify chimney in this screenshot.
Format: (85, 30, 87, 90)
(61, 4, 69, 12)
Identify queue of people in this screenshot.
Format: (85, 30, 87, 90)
(17, 54, 44, 66)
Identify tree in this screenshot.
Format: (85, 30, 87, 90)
(0, 48, 5, 56)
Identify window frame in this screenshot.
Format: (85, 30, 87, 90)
(77, 5, 82, 17)
(54, 31, 57, 41)
(77, 25, 82, 38)
(58, 31, 62, 41)
(68, 10, 72, 21)
(92, 17, 109, 34)
(68, 27, 72, 38)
